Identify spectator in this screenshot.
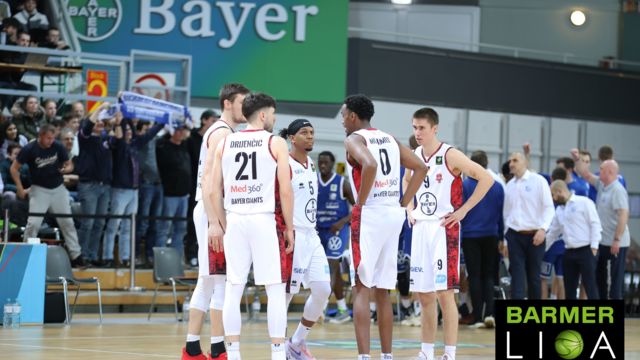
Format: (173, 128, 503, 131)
(0, 31, 37, 111)
(0, 143, 29, 200)
(102, 118, 163, 267)
(503, 152, 555, 299)
(42, 98, 58, 123)
(1, 17, 19, 45)
(11, 124, 86, 267)
(39, 26, 68, 49)
(75, 106, 118, 265)
(12, 0, 48, 33)
(462, 150, 504, 328)
(556, 157, 589, 197)
(156, 126, 191, 261)
(573, 150, 630, 300)
(135, 121, 163, 266)
(587, 145, 627, 202)
(0, 120, 28, 159)
(62, 112, 80, 156)
(11, 95, 45, 140)
(71, 101, 85, 119)
(501, 160, 513, 184)
(59, 127, 74, 156)
(184, 109, 217, 266)
(546, 180, 601, 300)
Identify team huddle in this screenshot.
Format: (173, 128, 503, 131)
(181, 84, 495, 360)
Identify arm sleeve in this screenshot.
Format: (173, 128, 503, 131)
(545, 212, 562, 251)
(612, 187, 629, 211)
(540, 177, 555, 231)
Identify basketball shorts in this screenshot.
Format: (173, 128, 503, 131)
(349, 204, 405, 290)
(319, 225, 349, 260)
(194, 201, 225, 277)
(223, 212, 289, 286)
(541, 239, 565, 279)
(288, 227, 331, 294)
(410, 219, 460, 293)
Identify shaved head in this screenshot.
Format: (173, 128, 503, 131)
(550, 180, 571, 205)
(599, 159, 619, 185)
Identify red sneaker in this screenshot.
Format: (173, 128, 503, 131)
(209, 352, 228, 360)
(181, 347, 207, 360)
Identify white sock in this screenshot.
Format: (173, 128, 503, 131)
(211, 336, 224, 344)
(337, 298, 348, 311)
(381, 353, 393, 359)
(226, 342, 240, 360)
(421, 343, 434, 360)
(291, 323, 311, 344)
(445, 345, 456, 359)
(358, 355, 371, 360)
(187, 334, 200, 342)
(369, 302, 376, 312)
(271, 343, 286, 360)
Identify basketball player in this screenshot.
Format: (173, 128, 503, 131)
(405, 108, 493, 360)
(316, 150, 355, 324)
(278, 119, 332, 360)
(209, 93, 294, 360)
(182, 83, 250, 360)
(342, 94, 428, 360)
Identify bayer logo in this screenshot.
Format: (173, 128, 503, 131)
(419, 192, 438, 215)
(328, 236, 342, 251)
(305, 199, 317, 222)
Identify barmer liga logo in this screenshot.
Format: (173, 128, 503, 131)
(67, 0, 122, 42)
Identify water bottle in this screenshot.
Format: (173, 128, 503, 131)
(12, 300, 21, 328)
(182, 295, 190, 321)
(3, 299, 13, 328)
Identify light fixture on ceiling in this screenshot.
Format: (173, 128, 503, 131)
(570, 10, 586, 27)
(391, 0, 412, 4)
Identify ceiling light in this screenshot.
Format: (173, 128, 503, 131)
(570, 10, 586, 27)
(391, 0, 412, 4)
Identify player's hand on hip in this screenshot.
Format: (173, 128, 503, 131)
(532, 229, 546, 246)
(208, 222, 224, 252)
(441, 209, 467, 228)
(285, 229, 295, 254)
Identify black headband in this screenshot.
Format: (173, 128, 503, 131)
(285, 118, 313, 136)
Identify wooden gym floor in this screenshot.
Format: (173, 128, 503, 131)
(1, 314, 639, 359)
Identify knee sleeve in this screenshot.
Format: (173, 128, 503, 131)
(265, 283, 287, 338)
(302, 281, 331, 322)
(209, 275, 226, 310)
(222, 282, 245, 336)
(397, 271, 410, 297)
(191, 276, 215, 312)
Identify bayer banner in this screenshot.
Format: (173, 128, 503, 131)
(495, 300, 624, 360)
(65, 0, 349, 103)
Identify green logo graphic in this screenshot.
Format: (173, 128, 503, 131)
(555, 330, 584, 359)
(67, 0, 122, 42)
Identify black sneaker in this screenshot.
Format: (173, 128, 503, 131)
(99, 260, 115, 268)
(71, 255, 89, 269)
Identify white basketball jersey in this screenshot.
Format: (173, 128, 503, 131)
(412, 143, 463, 221)
(290, 155, 318, 229)
(195, 119, 234, 202)
(222, 130, 277, 214)
(347, 128, 401, 207)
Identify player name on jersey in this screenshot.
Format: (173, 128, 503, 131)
(229, 139, 263, 148)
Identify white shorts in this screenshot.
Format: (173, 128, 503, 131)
(410, 219, 460, 293)
(288, 227, 331, 294)
(224, 212, 288, 286)
(349, 205, 405, 290)
(194, 202, 226, 277)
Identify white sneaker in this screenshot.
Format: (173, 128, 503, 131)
(286, 339, 316, 360)
(469, 321, 486, 329)
(440, 353, 454, 360)
(401, 314, 421, 327)
(415, 351, 431, 360)
(484, 316, 495, 329)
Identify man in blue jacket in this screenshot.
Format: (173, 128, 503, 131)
(461, 150, 504, 329)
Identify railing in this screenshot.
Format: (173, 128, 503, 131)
(349, 27, 640, 72)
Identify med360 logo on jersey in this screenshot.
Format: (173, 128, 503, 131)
(67, 0, 122, 42)
(496, 300, 624, 360)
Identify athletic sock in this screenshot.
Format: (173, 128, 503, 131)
(186, 337, 201, 356)
(210, 336, 226, 357)
(291, 323, 311, 344)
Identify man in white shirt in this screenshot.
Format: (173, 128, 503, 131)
(502, 152, 555, 299)
(546, 180, 602, 299)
